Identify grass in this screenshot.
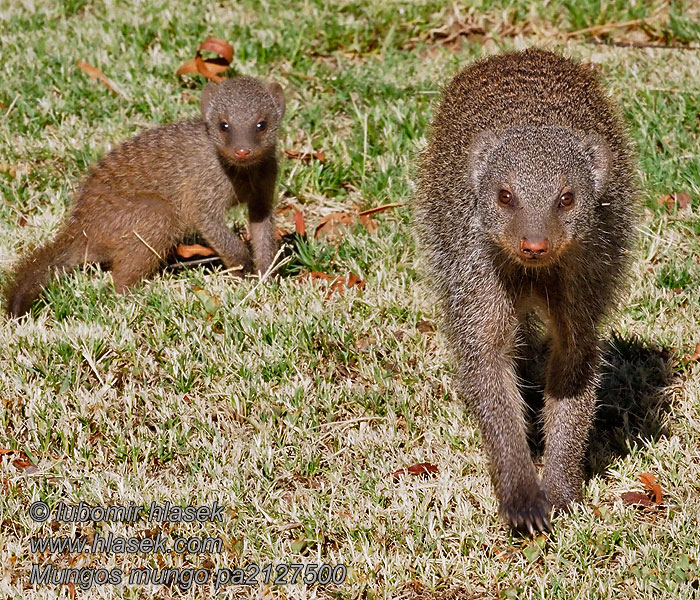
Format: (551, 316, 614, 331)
(1, 0, 700, 598)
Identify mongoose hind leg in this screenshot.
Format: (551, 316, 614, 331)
(541, 312, 599, 510)
(107, 195, 178, 293)
(110, 244, 166, 293)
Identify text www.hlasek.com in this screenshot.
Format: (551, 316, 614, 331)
(30, 532, 222, 555)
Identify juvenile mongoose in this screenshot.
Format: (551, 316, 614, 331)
(4, 76, 285, 317)
(414, 48, 637, 533)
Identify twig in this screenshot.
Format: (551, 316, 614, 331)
(132, 231, 163, 260)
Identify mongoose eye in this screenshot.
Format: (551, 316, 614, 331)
(558, 191, 575, 208)
(256, 120, 267, 132)
(219, 121, 229, 132)
(498, 189, 513, 205)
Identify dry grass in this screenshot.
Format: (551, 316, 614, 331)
(1, 1, 699, 598)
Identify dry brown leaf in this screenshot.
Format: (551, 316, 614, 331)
(681, 342, 700, 364)
(12, 458, 36, 472)
(284, 149, 326, 163)
(296, 271, 365, 297)
(176, 37, 233, 83)
(390, 462, 439, 480)
(276, 203, 306, 236)
(657, 192, 691, 211)
(358, 202, 405, 217)
(417, 319, 436, 333)
(640, 472, 663, 504)
(77, 60, 124, 95)
(314, 211, 354, 240)
(358, 213, 378, 234)
(621, 491, 653, 507)
(176, 243, 217, 258)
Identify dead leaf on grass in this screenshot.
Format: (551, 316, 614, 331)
(284, 149, 326, 163)
(314, 211, 355, 240)
(276, 202, 306, 236)
(657, 192, 691, 211)
(77, 60, 125, 96)
(640, 472, 663, 504)
(296, 271, 365, 297)
(176, 37, 233, 83)
(12, 458, 37, 473)
(417, 319, 436, 334)
(390, 462, 439, 480)
(621, 491, 654, 507)
(358, 202, 404, 217)
(681, 342, 700, 364)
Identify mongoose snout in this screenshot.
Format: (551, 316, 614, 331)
(519, 237, 550, 259)
(415, 48, 638, 533)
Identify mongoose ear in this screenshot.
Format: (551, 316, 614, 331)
(268, 81, 286, 119)
(200, 82, 219, 119)
(468, 130, 499, 190)
(581, 133, 611, 197)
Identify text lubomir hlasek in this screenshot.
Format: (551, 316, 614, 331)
(47, 501, 224, 523)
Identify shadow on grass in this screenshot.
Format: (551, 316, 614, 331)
(519, 333, 680, 476)
(588, 334, 680, 476)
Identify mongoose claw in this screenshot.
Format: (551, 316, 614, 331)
(502, 487, 552, 535)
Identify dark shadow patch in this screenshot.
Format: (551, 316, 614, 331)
(589, 334, 679, 475)
(516, 332, 680, 475)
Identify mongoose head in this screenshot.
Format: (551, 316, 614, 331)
(201, 76, 285, 168)
(468, 125, 611, 267)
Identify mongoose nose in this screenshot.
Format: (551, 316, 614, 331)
(519, 237, 550, 258)
(234, 148, 251, 160)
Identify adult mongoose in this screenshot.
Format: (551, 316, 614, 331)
(4, 76, 285, 317)
(414, 48, 637, 533)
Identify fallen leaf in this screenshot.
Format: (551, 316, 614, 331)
(12, 458, 37, 473)
(284, 149, 325, 163)
(657, 192, 691, 211)
(640, 472, 663, 504)
(681, 342, 700, 364)
(390, 462, 439, 480)
(1, 448, 28, 460)
(77, 60, 125, 95)
(176, 243, 217, 258)
(18, 215, 27, 227)
(276, 203, 306, 236)
(621, 491, 653, 507)
(358, 202, 405, 217)
(314, 211, 354, 240)
(67, 582, 76, 600)
(176, 37, 233, 83)
(358, 213, 378, 234)
(417, 319, 435, 333)
(296, 271, 365, 297)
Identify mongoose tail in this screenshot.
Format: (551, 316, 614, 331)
(4, 226, 93, 317)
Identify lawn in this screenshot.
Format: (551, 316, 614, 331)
(1, 1, 699, 598)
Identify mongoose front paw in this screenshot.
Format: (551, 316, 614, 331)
(501, 486, 552, 534)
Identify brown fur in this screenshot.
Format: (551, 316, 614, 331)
(414, 49, 638, 533)
(4, 76, 285, 317)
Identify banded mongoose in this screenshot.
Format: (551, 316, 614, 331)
(4, 76, 285, 317)
(414, 48, 638, 533)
